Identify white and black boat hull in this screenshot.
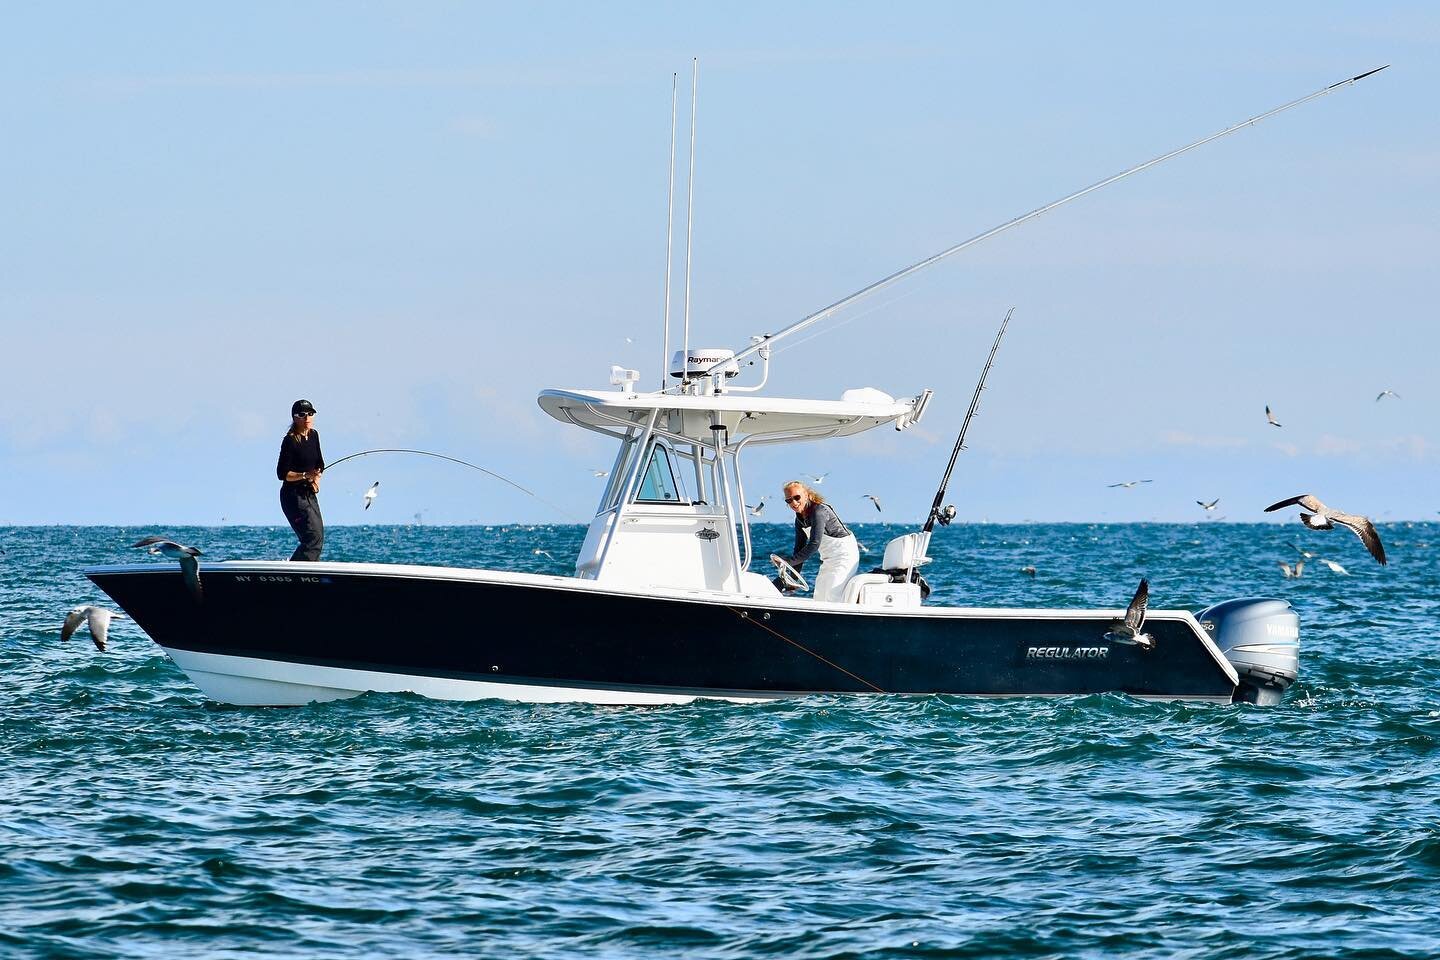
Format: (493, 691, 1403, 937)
(85, 562, 1292, 707)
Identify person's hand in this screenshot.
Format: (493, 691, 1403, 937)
(309, 472, 321, 493)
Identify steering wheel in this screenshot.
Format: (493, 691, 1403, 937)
(769, 554, 809, 593)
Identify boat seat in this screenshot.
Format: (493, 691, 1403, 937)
(881, 533, 931, 572)
(841, 573, 892, 605)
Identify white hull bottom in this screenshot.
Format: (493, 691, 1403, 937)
(164, 648, 778, 707)
(163, 648, 1232, 707)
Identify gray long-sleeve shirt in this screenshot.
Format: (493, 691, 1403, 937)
(783, 502, 852, 570)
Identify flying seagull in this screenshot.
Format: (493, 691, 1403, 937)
(61, 605, 124, 652)
(1318, 558, 1349, 575)
(807, 473, 829, 484)
(1107, 480, 1153, 489)
(1290, 541, 1317, 560)
(1375, 390, 1400, 402)
(131, 536, 203, 600)
(1265, 405, 1282, 428)
(862, 494, 883, 512)
(533, 548, 553, 560)
(1197, 498, 1220, 511)
(748, 498, 767, 516)
(591, 469, 610, 478)
(1105, 578, 1154, 651)
(1263, 494, 1386, 565)
(363, 481, 380, 510)
(1278, 560, 1305, 579)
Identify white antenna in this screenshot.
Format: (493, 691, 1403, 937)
(680, 57, 698, 386)
(660, 72, 678, 391)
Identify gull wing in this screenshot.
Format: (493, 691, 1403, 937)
(60, 608, 86, 643)
(179, 554, 204, 601)
(87, 608, 112, 652)
(1264, 494, 1325, 514)
(1333, 513, 1387, 565)
(1124, 579, 1149, 632)
(130, 535, 171, 548)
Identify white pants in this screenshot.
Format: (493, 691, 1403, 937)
(813, 533, 861, 603)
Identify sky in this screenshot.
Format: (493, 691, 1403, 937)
(2, 3, 1437, 526)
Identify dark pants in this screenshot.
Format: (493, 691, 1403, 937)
(280, 485, 324, 561)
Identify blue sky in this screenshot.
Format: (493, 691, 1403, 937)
(2, 4, 1436, 525)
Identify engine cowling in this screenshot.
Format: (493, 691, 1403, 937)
(1195, 598, 1300, 706)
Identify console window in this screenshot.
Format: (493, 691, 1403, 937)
(634, 441, 685, 504)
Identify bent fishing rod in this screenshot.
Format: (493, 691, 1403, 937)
(323, 448, 583, 522)
(923, 308, 1012, 534)
(700, 65, 1388, 380)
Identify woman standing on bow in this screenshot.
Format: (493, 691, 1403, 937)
(276, 399, 325, 561)
(774, 480, 860, 602)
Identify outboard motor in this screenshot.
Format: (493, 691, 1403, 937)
(1195, 598, 1300, 706)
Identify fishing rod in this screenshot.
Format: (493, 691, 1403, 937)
(323, 448, 583, 522)
(922, 308, 1012, 534)
(699, 65, 1389, 381)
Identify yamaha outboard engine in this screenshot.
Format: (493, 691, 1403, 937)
(1195, 598, 1300, 706)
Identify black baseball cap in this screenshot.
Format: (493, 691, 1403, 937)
(291, 399, 317, 416)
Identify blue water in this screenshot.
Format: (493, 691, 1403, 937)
(3, 523, 1438, 959)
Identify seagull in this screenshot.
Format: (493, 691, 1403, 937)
(1020, 565, 1037, 577)
(1278, 560, 1305, 579)
(862, 494, 882, 512)
(1105, 578, 1153, 651)
(1318, 558, 1349, 575)
(363, 481, 380, 510)
(1264, 494, 1387, 565)
(1289, 541, 1317, 560)
(1107, 480, 1153, 489)
(591, 469, 610, 478)
(61, 605, 125, 652)
(533, 548, 553, 560)
(1265, 405, 1282, 428)
(807, 473, 829, 484)
(131, 536, 203, 600)
(1375, 390, 1400, 402)
(1196, 498, 1220, 511)
(748, 498, 767, 516)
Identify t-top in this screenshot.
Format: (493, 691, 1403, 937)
(276, 429, 325, 487)
(783, 502, 852, 569)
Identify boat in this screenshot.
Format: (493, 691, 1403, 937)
(84, 348, 1299, 707)
(82, 66, 1391, 708)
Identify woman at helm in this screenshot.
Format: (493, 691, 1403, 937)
(773, 480, 860, 602)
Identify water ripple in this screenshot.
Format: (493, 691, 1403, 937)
(3, 523, 1439, 958)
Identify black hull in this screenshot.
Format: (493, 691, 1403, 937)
(86, 562, 1239, 704)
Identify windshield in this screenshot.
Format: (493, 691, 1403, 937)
(634, 441, 686, 504)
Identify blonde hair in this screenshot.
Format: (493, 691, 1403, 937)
(782, 480, 825, 506)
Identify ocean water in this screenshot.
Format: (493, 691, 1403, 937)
(3, 522, 1438, 959)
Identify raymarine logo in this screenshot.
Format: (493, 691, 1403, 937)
(1026, 646, 1110, 660)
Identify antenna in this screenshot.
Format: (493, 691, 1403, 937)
(660, 73, 678, 391)
(680, 57, 698, 386)
(701, 65, 1390, 378)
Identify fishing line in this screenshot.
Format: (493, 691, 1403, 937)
(324, 448, 584, 522)
(725, 606, 886, 693)
(770, 282, 925, 359)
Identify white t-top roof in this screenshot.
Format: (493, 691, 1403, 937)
(537, 387, 922, 441)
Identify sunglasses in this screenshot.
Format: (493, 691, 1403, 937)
(294, 411, 314, 417)
(784, 494, 804, 503)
